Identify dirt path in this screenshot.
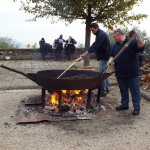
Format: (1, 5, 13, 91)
(0, 86, 150, 150)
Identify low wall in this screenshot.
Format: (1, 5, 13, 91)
(0, 48, 96, 60)
(0, 49, 38, 60)
(0, 48, 92, 60)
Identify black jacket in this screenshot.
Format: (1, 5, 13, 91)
(65, 38, 77, 45)
(111, 37, 144, 78)
(87, 29, 111, 61)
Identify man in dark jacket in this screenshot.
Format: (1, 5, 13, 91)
(108, 29, 144, 115)
(39, 38, 47, 60)
(75, 23, 111, 96)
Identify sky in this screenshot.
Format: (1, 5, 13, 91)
(0, 0, 150, 48)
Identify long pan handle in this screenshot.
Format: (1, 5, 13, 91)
(103, 38, 134, 73)
(57, 62, 77, 79)
(0, 64, 28, 77)
(113, 38, 134, 61)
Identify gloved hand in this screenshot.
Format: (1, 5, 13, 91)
(134, 30, 144, 48)
(107, 57, 114, 67)
(129, 30, 143, 41)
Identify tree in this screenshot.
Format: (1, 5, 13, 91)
(140, 30, 150, 59)
(26, 44, 31, 48)
(14, 0, 147, 65)
(31, 43, 37, 48)
(0, 37, 21, 49)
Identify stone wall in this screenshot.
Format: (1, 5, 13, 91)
(0, 48, 94, 60)
(0, 49, 38, 60)
(0, 48, 96, 60)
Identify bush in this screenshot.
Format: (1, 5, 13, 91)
(0, 37, 22, 49)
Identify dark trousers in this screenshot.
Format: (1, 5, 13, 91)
(41, 53, 46, 60)
(117, 76, 141, 108)
(66, 46, 72, 60)
(99, 60, 109, 92)
(55, 47, 62, 60)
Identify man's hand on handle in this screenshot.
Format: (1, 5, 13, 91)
(75, 51, 89, 62)
(129, 30, 144, 48)
(75, 55, 84, 62)
(136, 31, 144, 48)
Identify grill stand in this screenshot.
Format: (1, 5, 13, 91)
(41, 88, 45, 108)
(86, 89, 92, 109)
(97, 87, 101, 104)
(58, 90, 62, 115)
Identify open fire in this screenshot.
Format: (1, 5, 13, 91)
(44, 89, 89, 112)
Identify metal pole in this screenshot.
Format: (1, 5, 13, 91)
(86, 89, 92, 109)
(41, 88, 46, 108)
(57, 61, 76, 79)
(103, 38, 134, 73)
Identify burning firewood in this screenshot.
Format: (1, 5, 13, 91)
(44, 89, 89, 113)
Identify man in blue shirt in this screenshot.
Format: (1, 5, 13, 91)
(76, 23, 111, 96)
(55, 34, 66, 60)
(108, 29, 144, 115)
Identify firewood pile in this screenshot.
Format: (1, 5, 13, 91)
(141, 63, 150, 89)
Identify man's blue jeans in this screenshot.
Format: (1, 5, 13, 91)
(117, 76, 141, 108)
(99, 60, 109, 92)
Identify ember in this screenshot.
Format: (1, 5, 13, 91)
(44, 90, 89, 112)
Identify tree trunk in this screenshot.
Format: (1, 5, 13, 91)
(84, 21, 91, 66)
(83, 4, 92, 66)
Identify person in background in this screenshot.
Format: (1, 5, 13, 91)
(45, 42, 52, 54)
(55, 34, 66, 60)
(39, 38, 47, 60)
(75, 23, 111, 96)
(65, 36, 77, 60)
(107, 29, 144, 115)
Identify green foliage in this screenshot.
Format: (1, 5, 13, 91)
(0, 37, 21, 49)
(76, 43, 85, 49)
(16, 0, 147, 29)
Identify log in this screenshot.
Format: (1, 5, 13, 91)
(140, 90, 150, 101)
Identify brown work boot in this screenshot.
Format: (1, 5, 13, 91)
(132, 108, 140, 115)
(116, 105, 129, 111)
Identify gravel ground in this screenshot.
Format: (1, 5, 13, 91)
(0, 86, 150, 150)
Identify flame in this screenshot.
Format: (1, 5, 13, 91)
(45, 89, 89, 111)
(74, 90, 80, 94)
(62, 90, 67, 94)
(49, 92, 59, 104)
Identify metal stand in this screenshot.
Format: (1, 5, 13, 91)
(97, 87, 101, 104)
(41, 88, 46, 108)
(86, 89, 92, 109)
(58, 90, 62, 114)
